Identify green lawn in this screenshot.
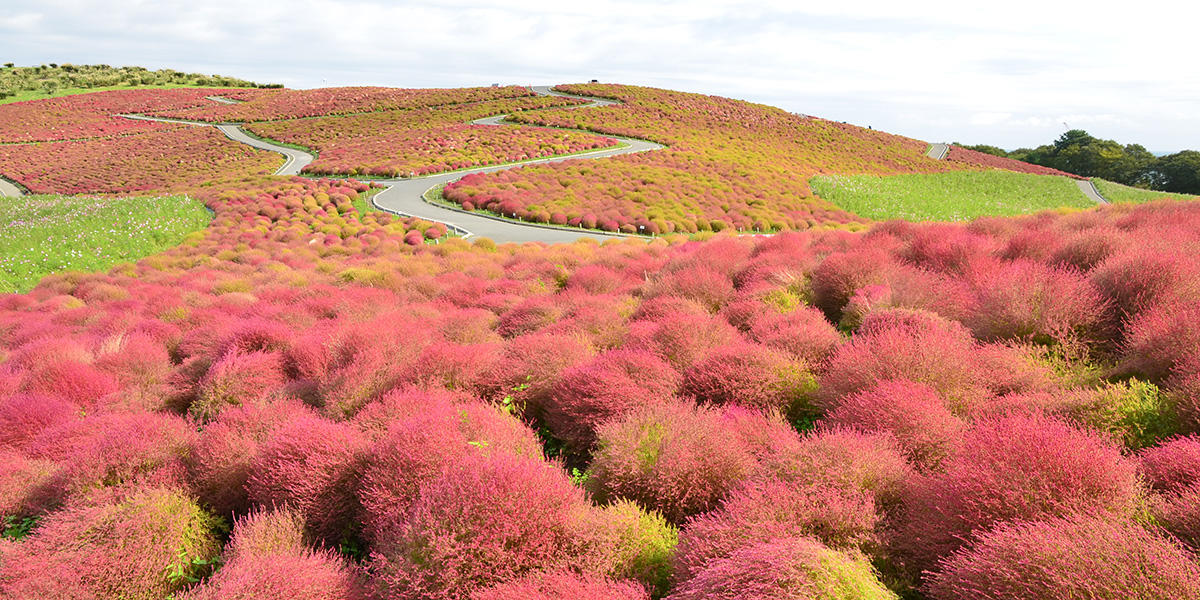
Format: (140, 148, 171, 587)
(1092, 179, 1199, 204)
(810, 171, 1093, 222)
(0, 84, 225, 106)
(0, 194, 212, 293)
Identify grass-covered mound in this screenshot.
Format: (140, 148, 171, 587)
(0, 193, 212, 293)
(809, 171, 1094, 221)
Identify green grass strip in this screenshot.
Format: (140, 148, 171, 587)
(0, 194, 212, 293)
(1092, 179, 1199, 204)
(810, 171, 1094, 222)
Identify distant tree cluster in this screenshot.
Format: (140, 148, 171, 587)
(959, 130, 1200, 194)
(0, 63, 279, 100)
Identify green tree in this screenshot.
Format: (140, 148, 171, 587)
(1151, 151, 1200, 194)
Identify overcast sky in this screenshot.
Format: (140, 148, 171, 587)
(3, 0, 1197, 152)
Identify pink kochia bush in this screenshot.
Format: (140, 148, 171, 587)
(668, 537, 897, 600)
(586, 399, 760, 524)
(672, 479, 881, 584)
(246, 415, 369, 545)
(471, 571, 650, 600)
(181, 508, 371, 600)
(0, 487, 221, 600)
(822, 379, 965, 470)
(891, 412, 1143, 577)
(1137, 434, 1200, 492)
(544, 349, 681, 451)
(358, 400, 541, 541)
(925, 513, 1200, 600)
(681, 342, 816, 418)
(368, 452, 596, 600)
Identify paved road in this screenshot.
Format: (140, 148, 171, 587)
(1077, 179, 1109, 205)
(926, 143, 950, 160)
(0, 177, 23, 197)
(123, 86, 664, 242)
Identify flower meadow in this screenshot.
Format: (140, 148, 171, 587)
(245, 94, 615, 178)
(442, 84, 969, 234)
(3, 83, 1200, 599)
(0, 193, 213, 294)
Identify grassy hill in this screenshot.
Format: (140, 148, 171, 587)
(0, 63, 273, 104)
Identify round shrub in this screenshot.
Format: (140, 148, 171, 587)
(0, 487, 221, 600)
(822, 379, 965, 470)
(587, 399, 759, 524)
(966, 259, 1110, 348)
(246, 415, 368, 545)
(368, 453, 594, 600)
(810, 247, 897, 320)
(187, 398, 317, 519)
(0, 449, 59, 519)
(891, 412, 1142, 577)
(681, 342, 816, 418)
(818, 309, 987, 412)
(359, 401, 541, 541)
(191, 350, 287, 421)
(0, 392, 77, 451)
(1121, 298, 1200, 382)
(673, 479, 880, 584)
(668, 537, 897, 600)
(1138, 434, 1200, 492)
(544, 349, 681, 451)
(925, 513, 1200, 600)
(643, 266, 736, 313)
(19, 359, 118, 408)
(1154, 482, 1200, 551)
(757, 426, 913, 511)
(626, 311, 741, 371)
(484, 332, 594, 421)
(746, 305, 842, 367)
(471, 571, 649, 600)
(577, 499, 678, 596)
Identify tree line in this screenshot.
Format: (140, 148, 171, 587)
(959, 130, 1200, 194)
(0, 63, 280, 99)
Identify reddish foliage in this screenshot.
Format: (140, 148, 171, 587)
(818, 309, 986, 412)
(945, 145, 1083, 178)
(644, 266, 736, 313)
(0, 487, 221, 600)
(669, 537, 894, 600)
(810, 247, 898, 320)
(0, 449, 59, 519)
(19, 360, 118, 409)
(246, 415, 369, 544)
(1137, 434, 1200, 492)
(187, 399, 316, 519)
(681, 342, 815, 416)
(1121, 299, 1200, 381)
(0, 393, 78, 451)
(587, 399, 759, 524)
(822, 379, 965, 470)
(471, 571, 649, 600)
(191, 350, 287, 421)
(926, 513, 1200, 600)
(746, 306, 843, 366)
(625, 311, 742, 371)
(358, 401, 540, 541)
(1091, 247, 1200, 325)
(966, 258, 1110, 347)
(368, 453, 594, 600)
(891, 412, 1142, 577)
(1154, 482, 1200, 552)
(672, 479, 880, 584)
(544, 349, 681, 451)
(483, 332, 594, 420)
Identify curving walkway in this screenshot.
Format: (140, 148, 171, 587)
(926, 143, 949, 160)
(0, 176, 23, 197)
(1077, 179, 1109, 205)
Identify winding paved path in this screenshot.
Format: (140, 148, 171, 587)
(925, 143, 950, 160)
(0, 177, 23, 197)
(123, 86, 663, 243)
(1077, 179, 1109, 205)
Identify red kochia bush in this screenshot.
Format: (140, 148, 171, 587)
(187, 398, 317, 519)
(1137, 434, 1200, 492)
(246, 415, 369, 544)
(810, 247, 897, 320)
(471, 571, 650, 600)
(966, 259, 1109, 347)
(181, 508, 371, 600)
(1121, 299, 1200, 381)
(891, 412, 1142, 577)
(19, 360, 119, 408)
(358, 401, 541, 541)
(368, 453, 594, 600)
(544, 349, 681, 450)
(0, 393, 77, 451)
(0, 487, 221, 600)
(0, 449, 59, 519)
(668, 537, 896, 600)
(925, 513, 1200, 600)
(191, 350, 288, 421)
(587, 399, 759, 524)
(626, 311, 741, 371)
(822, 379, 965, 470)
(643, 266, 736, 313)
(1154, 482, 1200, 551)
(818, 309, 986, 412)
(672, 479, 880, 584)
(757, 426, 913, 510)
(746, 305, 842, 367)
(483, 332, 593, 421)
(681, 342, 815, 416)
